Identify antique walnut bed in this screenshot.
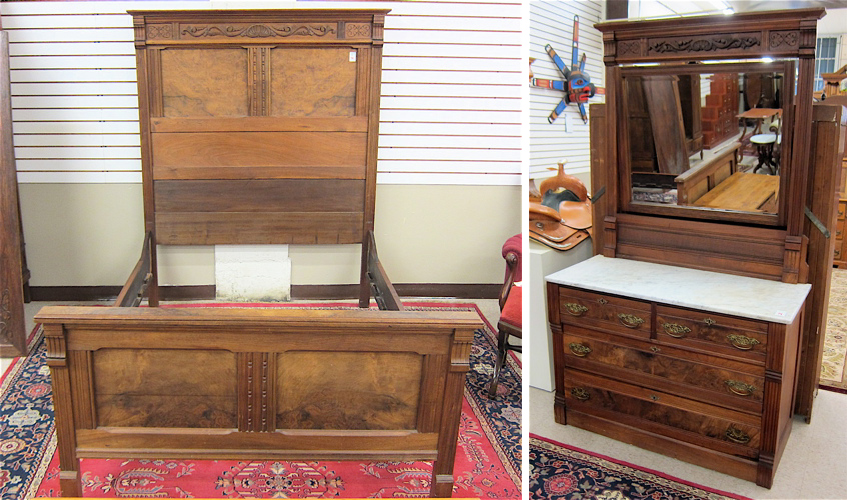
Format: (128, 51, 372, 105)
(34, 9, 483, 498)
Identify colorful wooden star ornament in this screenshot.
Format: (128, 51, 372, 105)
(530, 15, 603, 124)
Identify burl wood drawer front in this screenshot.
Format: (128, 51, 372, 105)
(565, 369, 761, 459)
(559, 287, 652, 339)
(564, 332, 764, 413)
(655, 306, 768, 362)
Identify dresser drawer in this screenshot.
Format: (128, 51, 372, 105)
(558, 287, 652, 339)
(564, 369, 761, 459)
(563, 331, 764, 413)
(655, 305, 768, 362)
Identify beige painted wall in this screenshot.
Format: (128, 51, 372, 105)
(19, 183, 521, 287)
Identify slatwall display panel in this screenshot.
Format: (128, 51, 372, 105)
(1, 0, 523, 186)
(1, 1, 202, 184)
(379, 0, 522, 186)
(529, 0, 604, 182)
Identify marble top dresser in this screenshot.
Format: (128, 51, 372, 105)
(546, 255, 811, 488)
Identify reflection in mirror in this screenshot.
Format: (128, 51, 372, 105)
(625, 66, 787, 216)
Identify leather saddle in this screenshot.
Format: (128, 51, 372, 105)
(529, 161, 593, 251)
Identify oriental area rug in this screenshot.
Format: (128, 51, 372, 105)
(528, 435, 752, 500)
(0, 302, 520, 499)
(821, 268, 847, 393)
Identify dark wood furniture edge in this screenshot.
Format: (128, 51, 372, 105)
(0, 27, 28, 358)
(794, 104, 846, 420)
(30, 283, 501, 302)
(366, 230, 403, 311)
(114, 231, 153, 307)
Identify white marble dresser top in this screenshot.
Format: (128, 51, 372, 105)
(546, 255, 811, 324)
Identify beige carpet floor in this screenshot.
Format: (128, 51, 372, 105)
(821, 268, 847, 392)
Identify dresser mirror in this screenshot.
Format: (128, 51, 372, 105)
(620, 59, 794, 226)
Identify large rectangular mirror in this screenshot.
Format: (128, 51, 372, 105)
(620, 60, 795, 226)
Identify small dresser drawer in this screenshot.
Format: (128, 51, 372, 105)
(564, 369, 761, 459)
(656, 305, 768, 362)
(559, 287, 651, 339)
(563, 332, 764, 412)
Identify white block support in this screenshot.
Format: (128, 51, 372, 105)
(215, 245, 292, 302)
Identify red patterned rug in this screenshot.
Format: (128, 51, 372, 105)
(529, 434, 752, 500)
(1, 302, 520, 499)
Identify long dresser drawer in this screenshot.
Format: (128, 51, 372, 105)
(563, 329, 765, 413)
(558, 287, 652, 339)
(564, 369, 761, 459)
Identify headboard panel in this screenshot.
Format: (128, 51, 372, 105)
(130, 9, 387, 246)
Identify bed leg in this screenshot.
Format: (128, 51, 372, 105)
(431, 473, 455, 498)
(59, 471, 81, 497)
(431, 363, 466, 497)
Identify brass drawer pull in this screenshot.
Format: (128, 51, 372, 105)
(725, 380, 757, 396)
(662, 323, 691, 338)
(598, 298, 608, 305)
(704, 318, 717, 326)
(564, 303, 589, 316)
(618, 313, 645, 329)
(571, 387, 590, 401)
(727, 334, 761, 351)
(725, 427, 751, 445)
(568, 342, 592, 357)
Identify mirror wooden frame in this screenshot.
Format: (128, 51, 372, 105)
(618, 60, 794, 226)
(594, 8, 825, 284)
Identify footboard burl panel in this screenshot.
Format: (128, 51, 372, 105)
(37, 306, 481, 498)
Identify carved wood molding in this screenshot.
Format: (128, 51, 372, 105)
(238, 352, 274, 432)
(180, 24, 336, 39)
(598, 8, 824, 63)
(248, 46, 271, 116)
(449, 328, 474, 372)
(647, 34, 761, 55)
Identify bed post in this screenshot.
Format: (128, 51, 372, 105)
(430, 326, 474, 497)
(44, 323, 82, 497)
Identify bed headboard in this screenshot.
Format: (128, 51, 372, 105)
(130, 9, 388, 246)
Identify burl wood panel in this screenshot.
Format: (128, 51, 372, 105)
(565, 370, 762, 458)
(93, 348, 237, 428)
(564, 332, 766, 411)
(161, 48, 249, 117)
(277, 351, 421, 430)
(271, 47, 357, 117)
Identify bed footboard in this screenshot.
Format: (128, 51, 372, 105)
(36, 306, 482, 498)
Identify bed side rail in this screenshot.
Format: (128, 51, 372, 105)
(366, 230, 404, 311)
(114, 231, 153, 307)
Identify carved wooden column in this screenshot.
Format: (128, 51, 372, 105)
(0, 17, 29, 358)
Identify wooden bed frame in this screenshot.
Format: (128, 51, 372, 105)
(35, 9, 483, 498)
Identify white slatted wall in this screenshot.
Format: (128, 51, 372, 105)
(529, 1, 604, 180)
(0, 0, 522, 186)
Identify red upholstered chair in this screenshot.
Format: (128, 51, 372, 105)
(489, 234, 522, 397)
